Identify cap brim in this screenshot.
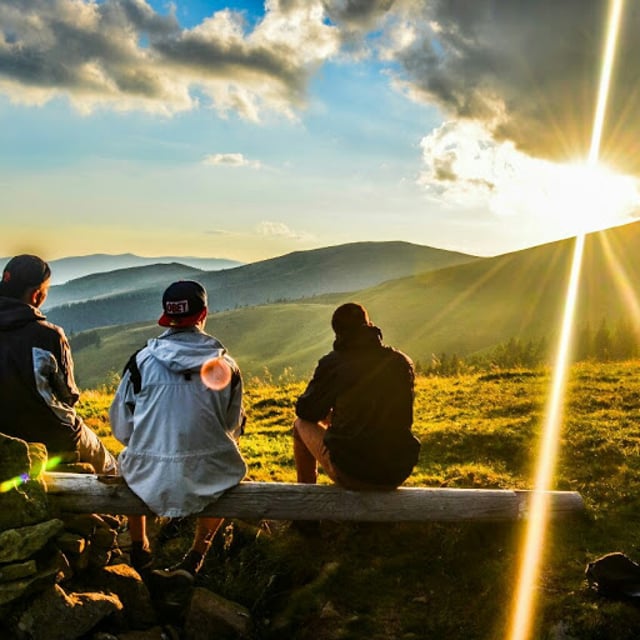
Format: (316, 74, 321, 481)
(158, 312, 203, 328)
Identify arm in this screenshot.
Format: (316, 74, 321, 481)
(295, 355, 336, 423)
(224, 356, 245, 440)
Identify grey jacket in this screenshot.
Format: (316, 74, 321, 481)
(110, 328, 247, 517)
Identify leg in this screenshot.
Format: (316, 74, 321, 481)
(76, 422, 118, 474)
(165, 517, 224, 577)
(193, 517, 224, 554)
(128, 514, 148, 545)
(293, 418, 339, 483)
(127, 514, 153, 572)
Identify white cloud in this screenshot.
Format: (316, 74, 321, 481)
(0, 0, 341, 119)
(256, 220, 312, 240)
(418, 120, 640, 235)
(203, 153, 262, 169)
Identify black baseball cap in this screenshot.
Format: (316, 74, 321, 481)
(0, 255, 51, 298)
(158, 280, 208, 328)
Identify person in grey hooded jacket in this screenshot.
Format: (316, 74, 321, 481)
(109, 280, 246, 580)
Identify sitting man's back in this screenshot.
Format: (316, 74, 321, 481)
(294, 302, 420, 489)
(0, 254, 116, 473)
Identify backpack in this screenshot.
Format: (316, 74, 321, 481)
(585, 552, 640, 598)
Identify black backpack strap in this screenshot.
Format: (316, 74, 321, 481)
(123, 348, 144, 394)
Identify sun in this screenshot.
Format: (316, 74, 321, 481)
(543, 161, 640, 235)
(420, 120, 640, 242)
(489, 152, 640, 239)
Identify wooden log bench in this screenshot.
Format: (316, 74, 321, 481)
(43, 473, 585, 522)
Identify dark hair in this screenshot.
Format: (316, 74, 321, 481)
(331, 302, 370, 336)
(0, 255, 51, 299)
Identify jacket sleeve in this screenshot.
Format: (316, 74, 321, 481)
(224, 357, 245, 440)
(109, 369, 136, 446)
(295, 355, 336, 422)
(47, 330, 81, 408)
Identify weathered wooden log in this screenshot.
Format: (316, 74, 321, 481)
(42, 473, 584, 522)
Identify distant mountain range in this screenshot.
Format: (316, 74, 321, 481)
(65, 220, 640, 388)
(44, 263, 206, 309)
(45, 241, 479, 333)
(0, 253, 243, 285)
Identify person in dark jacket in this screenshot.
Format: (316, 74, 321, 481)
(0, 254, 116, 474)
(294, 302, 420, 489)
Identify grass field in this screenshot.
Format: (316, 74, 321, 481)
(77, 361, 640, 639)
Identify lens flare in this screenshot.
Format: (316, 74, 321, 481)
(0, 455, 62, 493)
(507, 2, 625, 639)
(201, 357, 232, 390)
(598, 232, 640, 329)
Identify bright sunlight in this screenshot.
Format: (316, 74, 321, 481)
(420, 121, 640, 240)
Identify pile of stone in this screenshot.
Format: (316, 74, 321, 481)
(0, 432, 251, 639)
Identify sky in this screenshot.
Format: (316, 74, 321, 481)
(2, 0, 640, 263)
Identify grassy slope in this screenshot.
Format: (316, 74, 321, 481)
(79, 361, 640, 639)
(72, 220, 640, 389)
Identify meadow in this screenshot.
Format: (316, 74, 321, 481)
(77, 361, 640, 639)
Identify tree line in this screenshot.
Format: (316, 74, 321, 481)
(416, 317, 640, 376)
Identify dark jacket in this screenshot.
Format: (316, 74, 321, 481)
(295, 324, 420, 486)
(0, 296, 82, 452)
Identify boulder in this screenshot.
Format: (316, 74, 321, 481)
(94, 564, 157, 629)
(0, 560, 38, 583)
(0, 436, 50, 530)
(184, 587, 252, 639)
(12, 584, 123, 640)
(0, 519, 64, 563)
(0, 561, 60, 606)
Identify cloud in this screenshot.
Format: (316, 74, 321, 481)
(0, 0, 340, 118)
(382, 0, 640, 175)
(256, 220, 312, 240)
(418, 119, 640, 233)
(203, 153, 262, 169)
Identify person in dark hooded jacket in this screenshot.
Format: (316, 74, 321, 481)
(294, 302, 420, 490)
(0, 254, 116, 474)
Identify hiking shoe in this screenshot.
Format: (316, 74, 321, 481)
(130, 543, 153, 574)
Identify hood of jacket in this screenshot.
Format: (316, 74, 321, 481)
(0, 296, 45, 331)
(145, 328, 226, 373)
(333, 323, 383, 351)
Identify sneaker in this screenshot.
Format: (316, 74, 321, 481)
(130, 542, 153, 574)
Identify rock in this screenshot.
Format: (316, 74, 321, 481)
(63, 514, 111, 537)
(0, 436, 50, 531)
(94, 564, 156, 629)
(12, 584, 123, 640)
(0, 560, 37, 583)
(56, 532, 87, 556)
(0, 519, 64, 563)
(0, 561, 60, 606)
(0, 433, 31, 479)
(184, 587, 252, 639)
(92, 526, 118, 550)
(27, 442, 49, 476)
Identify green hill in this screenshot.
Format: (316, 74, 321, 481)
(44, 262, 205, 309)
(70, 220, 640, 388)
(46, 241, 479, 334)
